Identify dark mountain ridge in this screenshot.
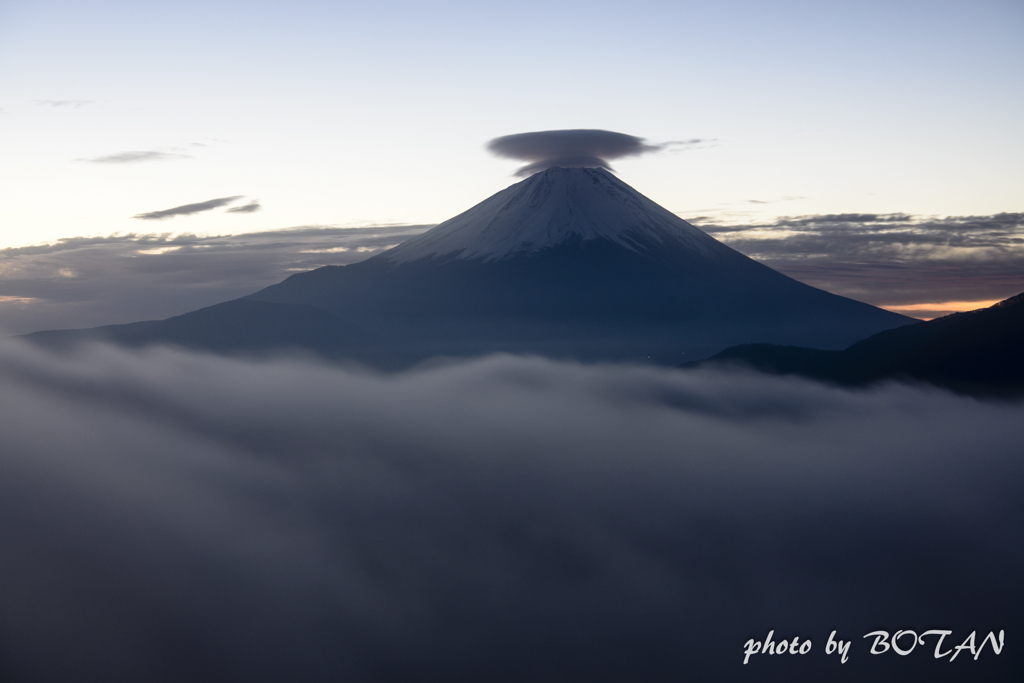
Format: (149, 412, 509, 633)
(687, 291, 1024, 395)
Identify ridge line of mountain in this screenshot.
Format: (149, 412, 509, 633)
(683, 292, 1024, 396)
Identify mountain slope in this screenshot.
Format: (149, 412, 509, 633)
(23, 167, 913, 364)
(245, 168, 911, 362)
(688, 292, 1024, 394)
(25, 299, 371, 356)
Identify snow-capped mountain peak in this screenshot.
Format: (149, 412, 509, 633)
(379, 167, 724, 264)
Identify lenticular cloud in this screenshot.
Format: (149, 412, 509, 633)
(0, 340, 1020, 682)
(487, 129, 663, 175)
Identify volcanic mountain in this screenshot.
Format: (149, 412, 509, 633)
(26, 167, 912, 364)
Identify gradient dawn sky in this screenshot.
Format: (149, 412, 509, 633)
(0, 0, 1021, 251)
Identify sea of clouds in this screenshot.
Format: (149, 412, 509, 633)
(0, 341, 1020, 682)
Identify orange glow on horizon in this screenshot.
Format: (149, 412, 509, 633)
(880, 299, 1003, 321)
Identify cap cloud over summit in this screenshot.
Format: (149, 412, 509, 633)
(487, 129, 663, 176)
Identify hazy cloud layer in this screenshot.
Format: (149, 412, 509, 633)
(34, 99, 93, 108)
(134, 196, 245, 220)
(696, 212, 1024, 314)
(0, 225, 430, 335)
(0, 343, 1019, 682)
(80, 150, 189, 164)
(487, 129, 704, 176)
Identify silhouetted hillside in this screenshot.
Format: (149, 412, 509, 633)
(688, 292, 1024, 395)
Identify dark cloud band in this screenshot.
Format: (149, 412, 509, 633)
(696, 212, 1024, 308)
(0, 225, 430, 335)
(133, 196, 244, 220)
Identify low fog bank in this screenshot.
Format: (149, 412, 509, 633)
(0, 342, 1020, 682)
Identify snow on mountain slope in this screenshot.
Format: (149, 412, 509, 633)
(381, 167, 727, 264)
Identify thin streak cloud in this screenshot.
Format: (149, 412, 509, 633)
(79, 150, 189, 164)
(133, 196, 244, 220)
(226, 200, 262, 214)
(34, 99, 93, 108)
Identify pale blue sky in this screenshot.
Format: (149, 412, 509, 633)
(1, 0, 1021, 247)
